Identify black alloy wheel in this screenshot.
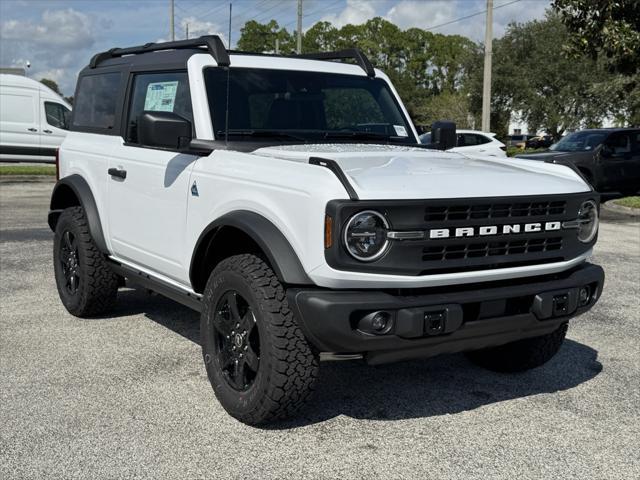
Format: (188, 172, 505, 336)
(212, 290, 261, 391)
(59, 230, 80, 295)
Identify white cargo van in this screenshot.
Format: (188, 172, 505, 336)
(0, 74, 72, 162)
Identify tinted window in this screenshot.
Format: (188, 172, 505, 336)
(204, 68, 416, 144)
(550, 131, 607, 152)
(72, 73, 121, 130)
(126, 71, 193, 143)
(45, 102, 70, 130)
(457, 133, 490, 147)
(605, 132, 633, 154)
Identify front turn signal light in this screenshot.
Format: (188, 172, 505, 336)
(325, 215, 333, 249)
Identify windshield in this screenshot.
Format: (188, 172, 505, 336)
(203, 67, 417, 145)
(550, 131, 607, 152)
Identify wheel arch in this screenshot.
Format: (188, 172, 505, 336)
(48, 174, 108, 253)
(189, 211, 312, 293)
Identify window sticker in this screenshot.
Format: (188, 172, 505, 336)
(394, 125, 408, 137)
(144, 81, 179, 112)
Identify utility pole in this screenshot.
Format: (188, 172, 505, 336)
(186, 23, 189, 40)
(275, 38, 280, 54)
(297, 0, 303, 54)
(170, 0, 175, 41)
(481, 0, 493, 132)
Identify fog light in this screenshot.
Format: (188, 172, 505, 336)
(578, 286, 591, 306)
(372, 312, 390, 331)
(357, 311, 394, 335)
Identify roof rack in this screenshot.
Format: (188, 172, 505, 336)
(296, 49, 376, 77)
(89, 35, 230, 68)
(89, 36, 375, 78)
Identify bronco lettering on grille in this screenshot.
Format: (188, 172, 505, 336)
(429, 221, 561, 239)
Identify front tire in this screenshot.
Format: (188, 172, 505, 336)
(200, 254, 319, 425)
(53, 206, 118, 317)
(466, 323, 568, 373)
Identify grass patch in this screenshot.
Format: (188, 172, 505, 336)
(506, 147, 547, 157)
(0, 165, 56, 176)
(614, 196, 640, 209)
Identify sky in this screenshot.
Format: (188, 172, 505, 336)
(0, 0, 551, 96)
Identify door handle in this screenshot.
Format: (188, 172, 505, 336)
(108, 168, 127, 179)
(43, 129, 53, 134)
(27, 128, 38, 132)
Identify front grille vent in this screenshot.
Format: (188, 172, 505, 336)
(424, 201, 566, 222)
(422, 237, 563, 261)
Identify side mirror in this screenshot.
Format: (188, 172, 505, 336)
(600, 144, 613, 157)
(431, 120, 456, 150)
(138, 111, 192, 150)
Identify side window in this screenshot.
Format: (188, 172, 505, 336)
(606, 133, 632, 155)
(474, 134, 491, 145)
(72, 73, 121, 130)
(126, 71, 193, 144)
(458, 134, 482, 146)
(44, 102, 70, 130)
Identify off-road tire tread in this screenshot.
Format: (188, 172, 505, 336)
(203, 254, 318, 424)
(54, 206, 118, 317)
(466, 323, 568, 373)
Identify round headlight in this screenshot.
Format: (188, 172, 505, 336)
(577, 200, 599, 243)
(343, 210, 390, 261)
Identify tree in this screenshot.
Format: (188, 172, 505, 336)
(553, 0, 640, 75)
(237, 20, 294, 54)
(553, 0, 640, 125)
(468, 13, 614, 138)
(40, 78, 62, 95)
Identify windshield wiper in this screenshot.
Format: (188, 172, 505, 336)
(323, 131, 392, 141)
(217, 129, 307, 142)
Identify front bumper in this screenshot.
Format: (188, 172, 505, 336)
(288, 262, 604, 365)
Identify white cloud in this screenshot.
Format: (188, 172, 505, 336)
(1, 8, 95, 94)
(179, 17, 226, 43)
(321, 0, 377, 28)
(385, 0, 550, 41)
(1, 8, 94, 47)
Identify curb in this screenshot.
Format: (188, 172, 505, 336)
(602, 199, 640, 217)
(0, 175, 56, 184)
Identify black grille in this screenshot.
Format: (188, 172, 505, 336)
(325, 193, 594, 276)
(425, 201, 566, 221)
(423, 237, 563, 261)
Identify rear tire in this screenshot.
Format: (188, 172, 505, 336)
(53, 207, 118, 317)
(466, 323, 568, 373)
(200, 254, 319, 425)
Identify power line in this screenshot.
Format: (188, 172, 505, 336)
(423, 0, 522, 32)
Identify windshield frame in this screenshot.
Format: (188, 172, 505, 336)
(202, 66, 419, 145)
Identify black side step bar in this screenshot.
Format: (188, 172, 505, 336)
(309, 157, 359, 200)
(90, 35, 230, 68)
(108, 261, 202, 312)
(297, 49, 375, 77)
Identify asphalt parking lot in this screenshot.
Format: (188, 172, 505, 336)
(1, 180, 639, 479)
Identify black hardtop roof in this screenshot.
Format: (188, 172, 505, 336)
(83, 35, 375, 77)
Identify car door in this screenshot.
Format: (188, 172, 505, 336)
(600, 131, 639, 192)
(0, 86, 40, 157)
(107, 71, 199, 282)
(40, 99, 71, 154)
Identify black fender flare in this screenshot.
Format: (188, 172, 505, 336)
(48, 174, 109, 253)
(189, 210, 313, 287)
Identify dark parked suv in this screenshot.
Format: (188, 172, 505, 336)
(516, 128, 640, 195)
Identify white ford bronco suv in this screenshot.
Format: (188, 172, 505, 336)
(49, 36, 604, 425)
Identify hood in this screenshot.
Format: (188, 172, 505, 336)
(253, 144, 590, 200)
